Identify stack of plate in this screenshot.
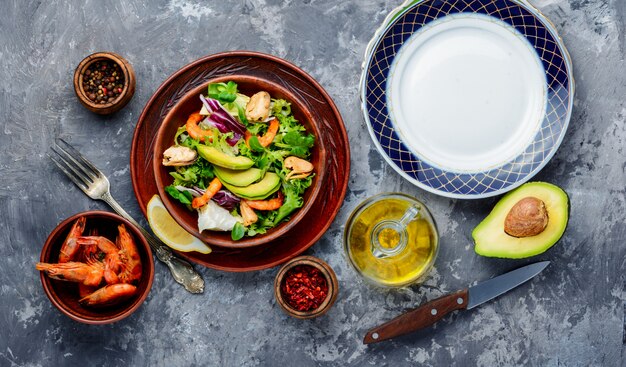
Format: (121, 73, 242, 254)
(131, 52, 350, 271)
(360, 0, 574, 199)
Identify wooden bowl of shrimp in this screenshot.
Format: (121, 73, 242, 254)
(38, 211, 154, 324)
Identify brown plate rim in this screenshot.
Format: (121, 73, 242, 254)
(130, 51, 350, 272)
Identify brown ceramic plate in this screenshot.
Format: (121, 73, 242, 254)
(153, 76, 325, 248)
(130, 51, 349, 271)
(39, 211, 154, 324)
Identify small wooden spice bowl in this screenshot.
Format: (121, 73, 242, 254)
(274, 256, 338, 319)
(73, 52, 136, 115)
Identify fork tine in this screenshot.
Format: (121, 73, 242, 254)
(52, 141, 97, 182)
(50, 145, 95, 187)
(56, 138, 103, 177)
(48, 154, 89, 193)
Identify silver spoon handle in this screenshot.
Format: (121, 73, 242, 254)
(101, 192, 205, 294)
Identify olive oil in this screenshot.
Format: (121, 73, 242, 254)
(344, 194, 438, 287)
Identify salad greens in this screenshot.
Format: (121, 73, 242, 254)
(208, 81, 238, 103)
(208, 81, 250, 125)
(165, 185, 193, 206)
(164, 80, 315, 239)
(231, 222, 245, 241)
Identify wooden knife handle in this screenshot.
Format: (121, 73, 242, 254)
(363, 289, 469, 344)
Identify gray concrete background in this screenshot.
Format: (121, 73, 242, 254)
(1, 0, 624, 366)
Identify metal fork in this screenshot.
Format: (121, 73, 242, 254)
(49, 138, 205, 294)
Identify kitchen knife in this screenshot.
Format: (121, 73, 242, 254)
(363, 261, 550, 344)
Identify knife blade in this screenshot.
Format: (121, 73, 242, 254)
(363, 261, 550, 344)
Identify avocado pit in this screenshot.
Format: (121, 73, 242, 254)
(504, 197, 549, 238)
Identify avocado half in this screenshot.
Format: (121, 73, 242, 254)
(472, 182, 569, 259)
(196, 146, 254, 170)
(221, 172, 281, 200)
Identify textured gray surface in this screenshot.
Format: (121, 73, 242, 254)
(0, 0, 624, 366)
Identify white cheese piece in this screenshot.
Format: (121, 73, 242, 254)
(197, 201, 242, 232)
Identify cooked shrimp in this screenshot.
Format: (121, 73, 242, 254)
(58, 217, 86, 263)
(192, 177, 222, 209)
(81, 241, 99, 263)
(79, 284, 137, 306)
(78, 284, 99, 299)
(116, 224, 142, 284)
(284, 156, 314, 180)
(245, 118, 279, 148)
(77, 229, 101, 297)
(36, 262, 104, 287)
(80, 228, 99, 263)
(244, 192, 284, 211)
(186, 112, 213, 142)
(77, 236, 121, 285)
(258, 119, 279, 147)
(239, 201, 258, 226)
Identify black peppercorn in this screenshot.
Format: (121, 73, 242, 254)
(82, 59, 126, 104)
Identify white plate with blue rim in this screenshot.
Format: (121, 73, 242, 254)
(360, 0, 574, 199)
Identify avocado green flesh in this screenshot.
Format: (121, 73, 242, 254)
(222, 172, 281, 200)
(214, 166, 263, 187)
(472, 182, 569, 259)
(196, 146, 254, 170)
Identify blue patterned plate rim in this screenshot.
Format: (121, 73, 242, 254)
(360, 0, 574, 199)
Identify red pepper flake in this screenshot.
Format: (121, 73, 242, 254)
(281, 265, 328, 312)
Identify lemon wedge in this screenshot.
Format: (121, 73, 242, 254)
(147, 195, 212, 254)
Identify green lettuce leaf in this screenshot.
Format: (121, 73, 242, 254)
(165, 185, 193, 206)
(208, 81, 238, 104)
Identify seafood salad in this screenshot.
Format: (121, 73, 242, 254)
(162, 81, 315, 240)
(36, 217, 143, 306)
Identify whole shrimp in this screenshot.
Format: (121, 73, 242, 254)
(244, 192, 284, 211)
(240, 192, 284, 226)
(76, 236, 121, 284)
(186, 112, 213, 142)
(36, 262, 104, 287)
(79, 284, 137, 306)
(58, 217, 86, 263)
(116, 224, 142, 284)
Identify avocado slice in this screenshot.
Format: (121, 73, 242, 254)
(472, 182, 569, 258)
(196, 146, 254, 170)
(222, 172, 281, 200)
(214, 166, 263, 187)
